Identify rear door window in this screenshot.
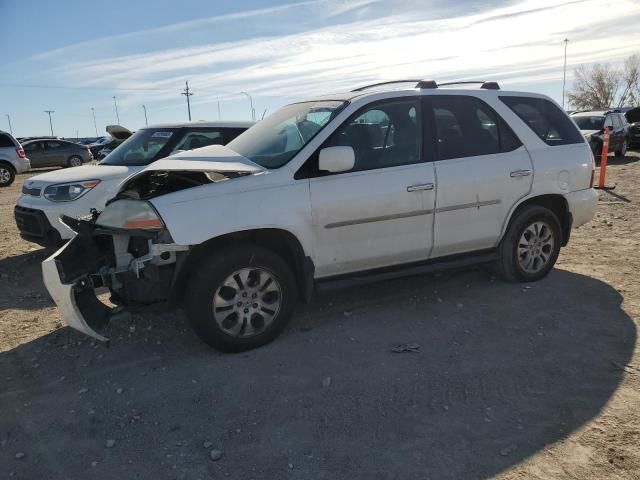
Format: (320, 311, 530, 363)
(500, 96, 583, 146)
(430, 95, 521, 160)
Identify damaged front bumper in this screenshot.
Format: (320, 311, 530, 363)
(42, 217, 189, 342)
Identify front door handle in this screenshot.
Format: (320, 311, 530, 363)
(510, 169, 532, 178)
(407, 183, 434, 192)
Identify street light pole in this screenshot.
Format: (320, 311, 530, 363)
(113, 96, 120, 124)
(217, 99, 221, 120)
(142, 105, 148, 126)
(562, 38, 569, 109)
(181, 81, 193, 121)
(5, 114, 12, 135)
(44, 110, 55, 136)
(240, 92, 255, 121)
(90, 107, 98, 137)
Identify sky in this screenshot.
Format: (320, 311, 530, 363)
(1, 0, 639, 138)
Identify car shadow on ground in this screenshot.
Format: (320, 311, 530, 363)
(0, 248, 54, 311)
(0, 267, 635, 479)
(597, 153, 639, 166)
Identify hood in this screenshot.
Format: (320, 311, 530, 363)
(141, 144, 265, 174)
(23, 164, 136, 187)
(626, 107, 640, 124)
(115, 145, 265, 200)
(105, 125, 133, 140)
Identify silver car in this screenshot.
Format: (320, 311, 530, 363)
(0, 130, 30, 187)
(22, 139, 93, 169)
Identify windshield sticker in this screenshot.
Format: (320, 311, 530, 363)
(152, 131, 173, 139)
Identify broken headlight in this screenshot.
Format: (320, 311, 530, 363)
(43, 180, 100, 202)
(96, 199, 164, 231)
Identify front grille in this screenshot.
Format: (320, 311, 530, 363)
(21, 184, 41, 197)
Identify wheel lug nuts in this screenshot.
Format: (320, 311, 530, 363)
(242, 292, 247, 298)
(243, 308, 249, 313)
(253, 303, 258, 308)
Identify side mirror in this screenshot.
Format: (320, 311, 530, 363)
(318, 146, 355, 173)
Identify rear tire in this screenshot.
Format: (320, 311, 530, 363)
(497, 205, 562, 282)
(68, 156, 83, 167)
(615, 139, 627, 157)
(184, 244, 297, 352)
(0, 164, 15, 187)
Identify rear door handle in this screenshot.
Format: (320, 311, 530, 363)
(510, 169, 532, 178)
(407, 183, 434, 192)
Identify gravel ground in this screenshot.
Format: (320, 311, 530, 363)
(1, 154, 639, 479)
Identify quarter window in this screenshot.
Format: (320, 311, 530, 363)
(431, 96, 521, 160)
(324, 99, 421, 172)
(500, 96, 583, 146)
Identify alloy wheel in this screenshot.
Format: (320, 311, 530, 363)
(0, 167, 11, 185)
(517, 221, 555, 274)
(212, 267, 282, 338)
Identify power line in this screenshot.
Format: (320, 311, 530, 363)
(181, 81, 193, 121)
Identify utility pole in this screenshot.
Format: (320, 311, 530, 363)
(562, 38, 569, 110)
(5, 114, 13, 135)
(90, 107, 98, 137)
(44, 110, 55, 136)
(181, 81, 193, 121)
(217, 98, 221, 120)
(112, 96, 120, 124)
(142, 105, 148, 126)
(241, 91, 255, 120)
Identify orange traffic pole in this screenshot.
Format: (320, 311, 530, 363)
(598, 126, 611, 188)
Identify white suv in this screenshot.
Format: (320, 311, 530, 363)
(43, 80, 597, 352)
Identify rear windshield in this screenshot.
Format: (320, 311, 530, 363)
(500, 96, 584, 146)
(572, 116, 604, 131)
(100, 129, 177, 166)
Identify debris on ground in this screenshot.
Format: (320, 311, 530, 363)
(391, 343, 421, 353)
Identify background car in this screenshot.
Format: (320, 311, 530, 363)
(90, 125, 133, 159)
(15, 120, 253, 246)
(0, 130, 30, 187)
(571, 110, 630, 157)
(22, 139, 93, 168)
(624, 106, 640, 148)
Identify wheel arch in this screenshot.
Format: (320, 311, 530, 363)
(170, 228, 314, 306)
(500, 194, 572, 247)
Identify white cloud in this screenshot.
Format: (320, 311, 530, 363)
(32, 0, 640, 108)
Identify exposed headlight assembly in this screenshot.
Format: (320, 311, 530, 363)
(97, 199, 164, 231)
(43, 180, 100, 202)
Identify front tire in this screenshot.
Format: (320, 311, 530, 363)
(497, 205, 562, 282)
(184, 245, 297, 352)
(68, 155, 83, 167)
(0, 164, 15, 187)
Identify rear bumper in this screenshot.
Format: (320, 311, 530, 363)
(15, 157, 31, 174)
(14, 205, 63, 246)
(565, 188, 598, 228)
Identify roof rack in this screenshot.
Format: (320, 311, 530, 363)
(438, 81, 500, 90)
(351, 79, 499, 92)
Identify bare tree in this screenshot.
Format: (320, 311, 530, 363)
(567, 54, 640, 110)
(618, 54, 640, 107)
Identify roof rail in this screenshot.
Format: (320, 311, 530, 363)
(438, 81, 500, 90)
(351, 79, 438, 92)
(351, 79, 499, 92)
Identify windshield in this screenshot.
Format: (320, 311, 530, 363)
(227, 101, 346, 168)
(572, 116, 604, 131)
(100, 129, 175, 166)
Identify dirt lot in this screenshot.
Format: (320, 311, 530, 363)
(1, 155, 639, 479)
